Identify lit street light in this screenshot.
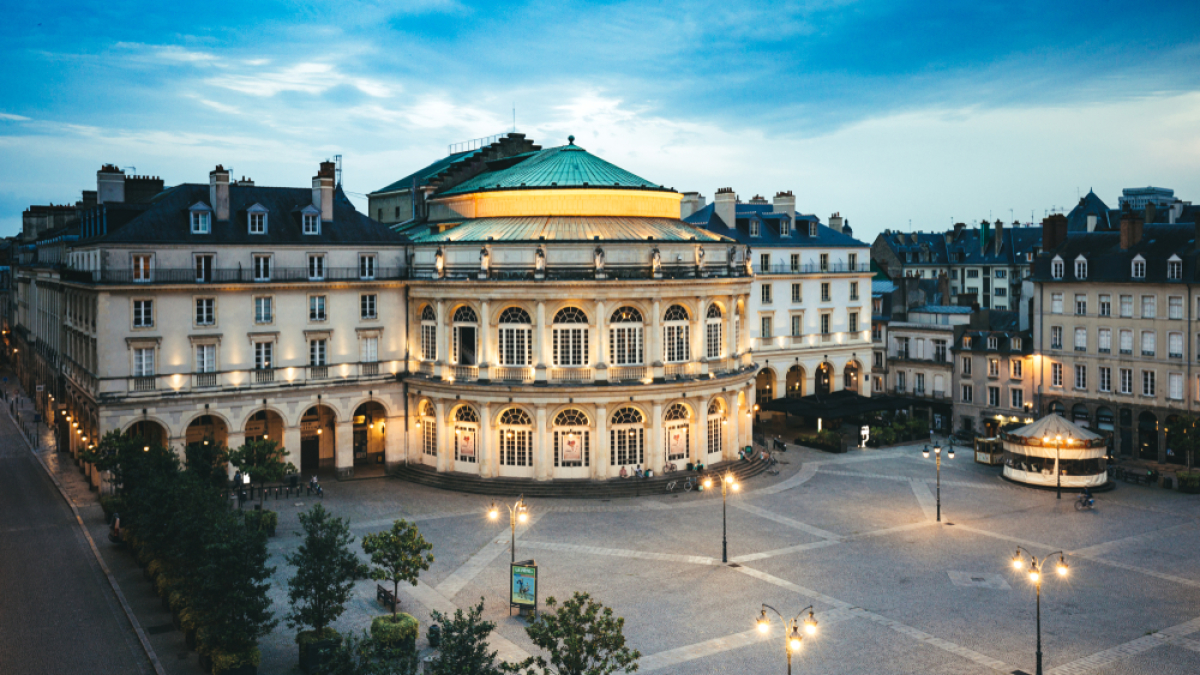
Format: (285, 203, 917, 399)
(756, 603, 819, 675)
(487, 495, 529, 564)
(703, 469, 740, 563)
(1011, 546, 1069, 675)
(922, 438, 955, 522)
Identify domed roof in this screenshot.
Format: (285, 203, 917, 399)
(440, 139, 666, 196)
(1008, 414, 1101, 443)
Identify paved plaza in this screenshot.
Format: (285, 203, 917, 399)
(16, 399, 1200, 674)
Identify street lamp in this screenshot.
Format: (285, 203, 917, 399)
(756, 603, 818, 675)
(1042, 434, 1073, 500)
(1011, 547, 1069, 675)
(921, 438, 954, 522)
(487, 495, 529, 564)
(703, 469, 740, 563)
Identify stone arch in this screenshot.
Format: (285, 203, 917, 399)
(756, 367, 777, 401)
(450, 403, 481, 467)
(549, 303, 591, 324)
(491, 302, 536, 326)
(1047, 400, 1065, 417)
(123, 418, 169, 448)
(184, 412, 230, 448)
(1071, 403, 1091, 428)
(786, 364, 806, 398)
(298, 404, 337, 472)
(492, 403, 536, 427)
(235, 405, 293, 432)
(844, 359, 863, 393)
(815, 362, 834, 396)
(1138, 411, 1159, 460)
(353, 400, 389, 468)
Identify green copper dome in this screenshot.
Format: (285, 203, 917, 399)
(440, 140, 666, 196)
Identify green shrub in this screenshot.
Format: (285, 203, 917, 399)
(155, 573, 176, 599)
(211, 646, 260, 674)
(297, 627, 341, 662)
(169, 590, 189, 613)
(146, 559, 163, 581)
(245, 509, 278, 535)
(1178, 472, 1200, 494)
(179, 607, 197, 633)
(99, 495, 125, 520)
(371, 613, 418, 648)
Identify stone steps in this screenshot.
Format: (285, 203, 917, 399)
(390, 457, 772, 499)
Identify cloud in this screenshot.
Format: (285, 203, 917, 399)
(0, 113, 31, 121)
(205, 62, 392, 98)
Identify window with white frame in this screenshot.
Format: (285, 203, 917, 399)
(790, 254, 800, 272)
(1170, 296, 1183, 319)
(791, 315, 802, 337)
(850, 281, 859, 300)
(133, 347, 155, 377)
(780, 218, 790, 237)
(820, 313, 831, 335)
(1075, 294, 1087, 315)
(361, 294, 377, 319)
(254, 296, 273, 323)
(1099, 294, 1111, 316)
(195, 298, 214, 326)
(961, 356, 972, 375)
(1119, 368, 1132, 394)
(809, 222, 818, 237)
(195, 254, 213, 283)
(360, 336, 378, 363)
(253, 255, 271, 281)
(988, 336, 998, 349)
(1142, 295, 1156, 318)
(195, 344, 216, 373)
(1074, 327, 1087, 351)
(988, 386, 1000, 407)
(849, 312, 859, 333)
(309, 295, 327, 322)
(303, 213, 320, 235)
(1011, 388, 1023, 409)
(420, 305, 437, 361)
(1168, 256, 1183, 281)
(451, 306, 478, 366)
(552, 307, 589, 367)
(961, 384, 973, 402)
(750, 220, 760, 237)
(190, 209, 211, 234)
(133, 299, 153, 328)
(705, 304, 723, 359)
(249, 211, 266, 234)
(1075, 256, 1087, 279)
(1075, 364, 1087, 390)
(663, 305, 690, 363)
(1142, 330, 1156, 356)
(308, 254, 325, 280)
(498, 306, 533, 366)
(1011, 337, 1022, 350)
(820, 282, 831, 301)
(988, 358, 1000, 377)
(819, 253, 829, 271)
(760, 316, 773, 339)
(1120, 294, 1133, 317)
(1170, 372, 1183, 400)
(1011, 359, 1022, 378)
(420, 402, 436, 457)
(359, 254, 376, 280)
(1051, 257, 1063, 279)
(1051, 362, 1062, 387)
(309, 339, 327, 366)
(1120, 329, 1133, 354)
(1170, 332, 1183, 358)
(1051, 326, 1062, 349)
(1132, 255, 1146, 279)
(849, 252, 858, 270)
(608, 306, 643, 366)
(501, 408, 535, 467)
(1143, 370, 1156, 396)
(791, 283, 801, 303)
(1099, 366, 1111, 392)
(1098, 328, 1111, 352)
(761, 284, 772, 303)
(254, 341, 273, 370)
(133, 254, 153, 283)
(1051, 293, 1063, 314)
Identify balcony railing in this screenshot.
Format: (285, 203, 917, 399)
(492, 366, 534, 382)
(308, 365, 329, 380)
(609, 365, 648, 381)
(452, 365, 478, 380)
(755, 262, 871, 275)
(193, 372, 218, 388)
(550, 367, 593, 382)
(664, 362, 700, 379)
(254, 368, 275, 384)
(417, 361, 435, 375)
(132, 376, 155, 392)
(61, 266, 405, 285)
(414, 263, 751, 282)
(360, 362, 379, 376)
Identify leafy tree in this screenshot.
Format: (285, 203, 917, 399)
(361, 519, 434, 617)
(286, 504, 368, 635)
(316, 630, 419, 675)
(185, 438, 230, 493)
(504, 592, 640, 675)
(1167, 414, 1200, 471)
(191, 512, 277, 662)
(229, 439, 297, 507)
(428, 599, 502, 675)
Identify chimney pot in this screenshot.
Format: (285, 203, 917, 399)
(209, 165, 230, 220)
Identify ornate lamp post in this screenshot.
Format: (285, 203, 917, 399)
(1042, 434, 1073, 499)
(703, 469, 740, 563)
(755, 603, 818, 675)
(922, 438, 955, 522)
(487, 495, 529, 564)
(1011, 547, 1069, 675)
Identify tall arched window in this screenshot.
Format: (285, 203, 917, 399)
(452, 306, 478, 365)
(498, 307, 533, 366)
(499, 408, 533, 467)
(454, 406, 478, 464)
(553, 408, 590, 467)
(420, 305, 437, 361)
(664, 403, 690, 462)
(609, 307, 644, 365)
(664, 305, 690, 363)
(552, 307, 589, 367)
(420, 401, 436, 457)
(707, 398, 725, 458)
(705, 304, 723, 359)
(610, 407, 645, 467)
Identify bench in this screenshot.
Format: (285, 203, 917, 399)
(376, 584, 398, 613)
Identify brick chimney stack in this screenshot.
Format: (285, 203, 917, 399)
(828, 212, 844, 233)
(1120, 205, 1144, 250)
(313, 161, 336, 222)
(97, 164, 125, 205)
(209, 165, 230, 221)
(1042, 214, 1068, 251)
(994, 219, 1004, 256)
(771, 190, 795, 217)
(714, 188, 737, 230)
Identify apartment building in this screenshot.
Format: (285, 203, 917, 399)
(952, 311, 1035, 437)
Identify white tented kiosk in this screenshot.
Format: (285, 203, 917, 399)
(1002, 415, 1108, 489)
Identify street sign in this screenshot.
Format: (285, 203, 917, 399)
(35, 384, 44, 392)
(510, 560, 538, 615)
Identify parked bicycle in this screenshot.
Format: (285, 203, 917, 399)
(662, 462, 678, 474)
(666, 476, 697, 492)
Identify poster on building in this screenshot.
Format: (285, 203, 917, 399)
(668, 426, 687, 458)
(511, 562, 537, 609)
(562, 433, 581, 462)
(458, 429, 475, 457)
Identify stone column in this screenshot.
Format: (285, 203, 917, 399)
(283, 426, 301, 472)
(435, 299, 448, 379)
(535, 301, 548, 383)
(595, 404, 608, 480)
(480, 402, 493, 478)
(651, 299, 664, 381)
(695, 397, 708, 465)
(594, 299, 607, 382)
(479, 300, 491, 380)
(384, 414, 404, 471)
(435, 400, 449, 472)
(650, 402, 664, 472)
(690, 300, 704, 371)
(726, 296, 737, 360)
(535, 404, 549, 480)
(335, 420, 354, 479)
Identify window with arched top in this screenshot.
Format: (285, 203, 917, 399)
(553, 408, 590, 468)
(455, 406, 478, 423)
(610, 407, 644, 467)
(609, 307, 644, 366)
(664, 403, 690, 421)
(453, 306, 478, 323)
(664, 403, 690, 461)
(663, 305, 691, 363)
(707, 398, 725, 457)
(706, 304, 723, 359)
(498, 307, 533, 366)
(452, 306, 478, 365)
(499, 408, 532, 467)
(453, 406, 478, 464)
(420, 306, 437, 361)
(553, 307, 589, 366)
(420, 401, 436, 457)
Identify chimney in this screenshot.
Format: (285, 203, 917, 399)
(1120, 205, 1144, 250)
(680, 191, 705, 219)
(980, 219, 990, 255)
(953, 222, 966, 240)
(749, 194, 768, 205)
(714, 188, 737, 229)
(313, 161, 336, 222)
(771, 191, 796, 219)
(208, 165, 230, 220)
(937, 271, 950, 303)
(97, 164, 126, 205)
(993, 219, 1004, 256)
(1145, 201, 1157, 225)
(828, 211, 844, 233)
(1041, 214, 1067, 251)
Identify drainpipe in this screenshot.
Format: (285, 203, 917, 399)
(403, 266, 411, 466)
(1188, 281, 1194, 470)
(1036, 280, 1044, 417)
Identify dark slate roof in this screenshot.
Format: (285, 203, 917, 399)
(1032, 224, 1196, 283)
(440, 141, 665, 196)
(911, 305, 972, 315)
(684, 203, 866, 248)
(409, 216, 730, 243)
(1064, 190, 1200, 232)
(877, 225, 1042, 265)
(371, 149, 481, 195)
(91, 184, 405, 245)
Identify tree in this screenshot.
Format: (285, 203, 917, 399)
(360, 520, 434, 617)
(316, 630, 419, 675)
(229, 439, 297, 507)
(428, 599, 502, 675)
(191, 512, 277, 665)
(504, 592, 640, 675)
(185, 438, 230, 493)
(1167, 414, 1200, 471)
(286, 504, 368, 635)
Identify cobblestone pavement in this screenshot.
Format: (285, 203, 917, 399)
(0, 387, 153, 675)
(15, 374, 1200, 673)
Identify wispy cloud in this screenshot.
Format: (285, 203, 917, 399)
(0, 113, 31, 121)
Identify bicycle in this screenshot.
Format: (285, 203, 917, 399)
(765, 454, 780, 476)
(1074, 493, 1095, 511)
(666, 476, 696, 493)
(662, 462, 678, 474)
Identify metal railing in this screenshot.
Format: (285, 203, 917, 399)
(550, 367, 593, 382)
(254, 368, 275, 384)
(308, 365, 329, 380)
(61, 267, 404, 285)
(492, 367, 533, 382)
(193, 372, 218, 388)
(609, 366, 647, 381)
(755, 262, 870, 275)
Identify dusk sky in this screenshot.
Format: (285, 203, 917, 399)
(2, 0, 1199, 239)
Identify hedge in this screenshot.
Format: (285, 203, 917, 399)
(370, 613, 419, 648)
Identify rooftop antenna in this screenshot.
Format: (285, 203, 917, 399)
(513, 104, 516, 133)
(334, 154, 342, 187)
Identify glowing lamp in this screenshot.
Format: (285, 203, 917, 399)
(1029, 570, 1040, 583)
(1056, 558, 1069, 576)
(804, 611, 818, 635)
(787, 626, 803, 652)
(756, 611, 770, 633)
(703, 478, 713, 489)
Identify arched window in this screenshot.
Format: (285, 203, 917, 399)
(707, 398, 726, 458)
(553, 307, 589, 367)
(610, 407, 644, 467)
(498, 307, 533, 366)
(553, 408, 590, 467)
(499, 408, 532, 467)
(453, 406, 478, 464)
(452, 306, 478, 366)
(419, 401, 436, 457)
(705, 304, 723, 359)
(420, 305, 437, 361)
(664, 403, 690, 462)
(609, 307, 644, 366)
(664, 305, 690, 363)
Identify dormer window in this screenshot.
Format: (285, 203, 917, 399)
(247, 204, 268, 235)
(963, 336, 972, 348)
(1012, 337, 1022, 350)
(987, 337, 998, 349)
(304, 213, 320, 235)
(1074, 255, 1087, 280)
(749, 219, 759, 237)
(1051, 256, 1063, 280)
(189, 203, 212, 234)
(809, 222, 818, 237)
(780, 219, 790, 237)
(1168, 255, 1182, 281)
(1132, 255, 1146, 279)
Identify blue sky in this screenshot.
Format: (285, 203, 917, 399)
(2, 0, 1199, 239)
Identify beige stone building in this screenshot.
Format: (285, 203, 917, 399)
(951, 311, 1035, 437)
